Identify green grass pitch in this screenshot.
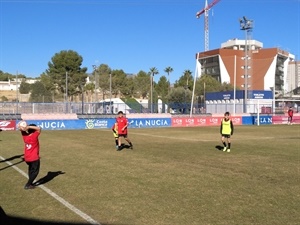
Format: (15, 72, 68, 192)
(0, 125, 299, 225)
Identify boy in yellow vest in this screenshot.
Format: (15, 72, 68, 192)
(112, 121, 119, 149)
(220, 112, 234, 152)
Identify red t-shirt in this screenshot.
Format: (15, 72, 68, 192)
(22, 130, 40, 162)
(116, 117, 128, 135)
(288, 109, 293, 117)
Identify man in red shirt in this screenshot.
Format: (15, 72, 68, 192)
(18, 122, 42, 189)
(288, 107, 294, 125)
(116, 111, 133, 151)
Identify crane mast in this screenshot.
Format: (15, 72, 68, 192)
(196, 0, 221, 52)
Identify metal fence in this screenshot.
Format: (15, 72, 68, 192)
(206, 103, 300, 114)
(0, 101, 298, 115)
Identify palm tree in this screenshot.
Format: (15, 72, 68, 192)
(149, 67, 159, 113)
(164, 66, 173, 94)
(183, 69, 192, 89)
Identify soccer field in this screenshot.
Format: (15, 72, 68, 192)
(0, 125, 299, 225)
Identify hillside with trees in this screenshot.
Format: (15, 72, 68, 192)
(0, 50, 234, 106)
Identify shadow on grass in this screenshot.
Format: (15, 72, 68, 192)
(0, 154, 24, 163)
(0, 154, 25, 171)
(215, 145, 224, 151)
(0, 206, 126, 225)
(34, 171, 65, 186)
(117, 144, 133, 151)
(0, 160, 24, 171)
(281, 136, 300, 139)
(122, 144, 132, 149)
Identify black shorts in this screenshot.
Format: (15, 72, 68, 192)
(222, 134, 231, 138)
(118, 134, 128, 138)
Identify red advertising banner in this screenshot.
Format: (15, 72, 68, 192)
(171, 116, 242, 127)
(184, 118, 197, 127)
(206, 117, 221, 126)
(272, 116, 300, 124)
(0, 120, 16, 131)
(171, 117, 206, 127)
(272, 116, 287, 124)
(172, 118, 187, 127)
(194, 117, 208, 126)
(231, 116, 242, 125)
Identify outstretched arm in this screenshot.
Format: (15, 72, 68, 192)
(220, 122, 223, 134)
(122, 120, 129, 131)
(28, 125, 41, 133)
(230, 120, 234, 135)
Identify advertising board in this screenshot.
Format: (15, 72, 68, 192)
(171, 116, 242, 127)
(0, 120, 16, 131)
(128, 118, 171, 128)
(272, 115, 300, 124)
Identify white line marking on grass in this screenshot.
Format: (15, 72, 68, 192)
(129, 132, 212, 141)
(0, 155, 101, 225)
(128, 131, 275, 142)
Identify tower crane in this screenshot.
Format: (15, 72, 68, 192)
(196, 0, 221, 52)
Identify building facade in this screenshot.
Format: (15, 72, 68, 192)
(0, 79, 19, 91)
(0, 78, 38, 91)
(196, 38, 296, 98)
(287, 61, 300, 94)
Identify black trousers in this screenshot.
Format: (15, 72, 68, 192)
(26, 159, 40, 185)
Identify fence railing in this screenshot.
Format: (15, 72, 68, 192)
(0, 101, 298, 115)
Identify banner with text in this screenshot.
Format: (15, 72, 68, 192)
(253, 116, 272, 125)
(21, 119, 116, 130)
(171, 116, 242, 127)
(272, 115, 300, 124)
(127, 118, 171, 128)
(16, 118, 171, 130)
(0, 120, 16, 131)
(19, 120, 86, 130)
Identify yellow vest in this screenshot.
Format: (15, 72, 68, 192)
(221, 119, 232, 135)
(113, 124, 118, 138)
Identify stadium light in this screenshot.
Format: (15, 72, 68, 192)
(65, 71, 68, 113)
(239, 16, 253, 113)
(110, 73, 112, 114)
(92, 65, 98, 103)
(16, 71, 19, 114)
(81, 84, 84, 114)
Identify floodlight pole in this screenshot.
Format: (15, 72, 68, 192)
(16, 71, 19, 114)
(233, 55, 237, 115)
(190, 56, 200, 117)
(65, 71, 68, 113)
(203, 81, 206, 113)
(240, 16, 253, 113)
(109, 73, 112, 113)
(81, 84, 84, 114)
(92, 65, 98, 103)
(184, 90, 186, 114)
(150, 75, 153, 113)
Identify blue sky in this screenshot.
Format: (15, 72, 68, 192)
(0, 0, 299, 83)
